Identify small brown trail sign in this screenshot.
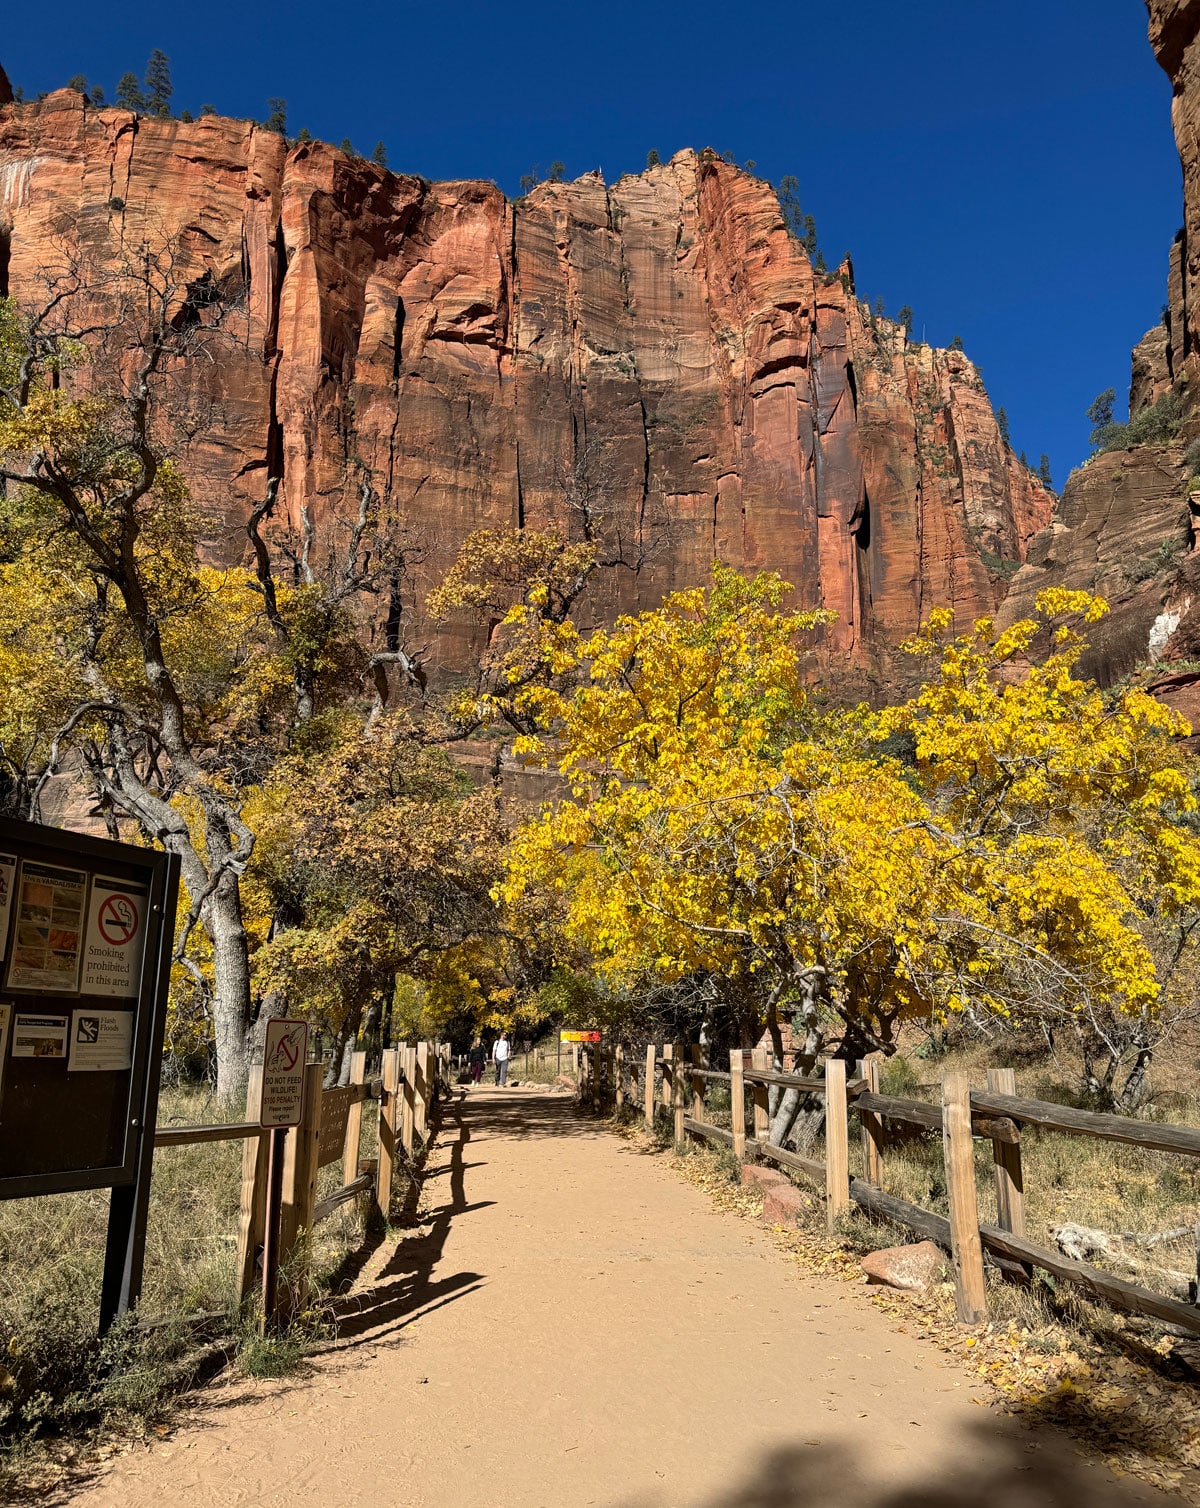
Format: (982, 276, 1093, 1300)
(260, 1020, 309, 1128)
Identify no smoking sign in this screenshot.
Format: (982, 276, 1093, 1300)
(97, 893, 139, 947)
(82, 877, 148, 999)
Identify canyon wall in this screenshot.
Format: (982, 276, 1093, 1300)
(0, 91, 1051, 672)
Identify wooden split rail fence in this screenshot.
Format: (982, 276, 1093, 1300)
(583, 1041, 1200, 1338)
(152, 1040, 450, 1323)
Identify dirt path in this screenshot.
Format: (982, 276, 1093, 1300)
(68, 1087, 1178, 1507)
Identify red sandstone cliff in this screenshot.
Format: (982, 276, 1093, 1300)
(0, 91, 1051, 669)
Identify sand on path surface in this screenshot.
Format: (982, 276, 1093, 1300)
(67, 1086, 1178, 1507)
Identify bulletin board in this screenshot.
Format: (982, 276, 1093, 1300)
(0, 817, 179, 1198)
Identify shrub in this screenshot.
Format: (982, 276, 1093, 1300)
(1091, 389, 1184, 453)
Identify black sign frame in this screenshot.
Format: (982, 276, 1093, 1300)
(0, 817, 180, 1327)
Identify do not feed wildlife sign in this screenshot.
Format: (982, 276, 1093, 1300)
(260, 1019, 309, 1128)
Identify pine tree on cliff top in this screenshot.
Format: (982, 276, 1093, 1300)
(646, 148, 661, 168)
(996, 405, 1011, 447)
(143, 50, 172, 117)
(115, 72, 144, 112)
(1038, 454, 1053, 488)
(371, 140, 388, 167)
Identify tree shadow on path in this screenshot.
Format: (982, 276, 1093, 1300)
(619, 1425, 1188, 1508)
(326, 1093, 488, 1348)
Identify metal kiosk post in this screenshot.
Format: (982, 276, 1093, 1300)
(0, 817, 180, 1332)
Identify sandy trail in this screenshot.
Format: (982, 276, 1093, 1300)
(67, 1086, 1176, 1508)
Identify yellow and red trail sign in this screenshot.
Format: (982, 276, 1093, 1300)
(560, 1030, 601, 1043)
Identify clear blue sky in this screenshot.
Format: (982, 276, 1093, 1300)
(2, 0, 1179, 486)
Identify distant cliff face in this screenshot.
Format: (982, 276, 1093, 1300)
(0, 91, 1050, 671)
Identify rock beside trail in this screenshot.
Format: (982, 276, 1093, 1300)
(761, 1183, 820, 1227)
(740, 1163, 789, 1193)
(552, 1075, 575, 1091)
(861, 1240, 945, 1292)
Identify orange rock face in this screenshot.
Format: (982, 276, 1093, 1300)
(0, 92, 1051, 668)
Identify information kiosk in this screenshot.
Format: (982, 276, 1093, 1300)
(0, 817, 180, 1328)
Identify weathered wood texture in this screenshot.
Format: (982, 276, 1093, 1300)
(343, 1051, 367, 1184)
(730, 1051, 747, 1161)
(943, 1072, 987, 1323)
(644, 1043, 656, 1129)
(235, 1065, 268, 1304)
(750, 1048, 770, 1143)
(970, 1090, 1200, 1157)
(858, 1054, 884, 1186)
(683, 1116, 735, 1146)
(986, 1068, 1026, 1239)
(155, 1121, 267, 1147)
(376, 1048, 400, 1222)
(854, 1091, 1019, 1144)
(754, 1138, 824, 1184)
(279, 1062, 324, 1311)
(825, 1059, 850, 1233)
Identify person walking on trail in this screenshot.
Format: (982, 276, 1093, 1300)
(493, 1032, 511, 1086)
(468, 1038, 486, 1084)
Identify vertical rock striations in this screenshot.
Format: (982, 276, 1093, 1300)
(0, 91, 1051, 670)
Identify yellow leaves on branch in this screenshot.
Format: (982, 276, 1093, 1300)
(504, 573, 1200, 1040)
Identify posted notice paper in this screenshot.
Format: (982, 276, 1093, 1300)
(12, 1013, 68, 1059)
(6, 862, 86, 993)
(68, 1009, 133, 1072)
(81, 879, 148, 999)
(0, 856, 15, 963)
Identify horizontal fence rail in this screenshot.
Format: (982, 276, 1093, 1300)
(148, 1041, 449, 1329)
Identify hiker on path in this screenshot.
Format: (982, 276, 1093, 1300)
(468, 1038, 486, 1084)
(493, 1031, 511, 1086)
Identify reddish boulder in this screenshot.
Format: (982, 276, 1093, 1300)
(861, 1240, 945, 1292)
(740, 1163, 790, 1192)
(761, 1183, 821, 1227)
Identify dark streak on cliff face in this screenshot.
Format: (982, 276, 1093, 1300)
(0, 91, 1052, 674)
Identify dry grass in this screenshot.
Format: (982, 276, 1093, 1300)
(0, 1082, 386, 1493)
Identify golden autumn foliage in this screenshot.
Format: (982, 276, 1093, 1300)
(503, 570, 1200, 1070)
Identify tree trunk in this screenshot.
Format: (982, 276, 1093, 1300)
(203, 870, 255, 1110)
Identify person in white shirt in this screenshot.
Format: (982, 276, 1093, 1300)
(492, 1032, 511, 1086)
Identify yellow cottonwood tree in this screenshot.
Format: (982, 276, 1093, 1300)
(504, 570, 1200, 1116)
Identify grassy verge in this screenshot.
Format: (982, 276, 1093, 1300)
(0, 1083, 385, 1497)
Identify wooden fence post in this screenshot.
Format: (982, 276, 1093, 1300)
(986, 1067, 1025, 1238)
(615, 1043, 625, 1111)
(661, 1044, 674, 1111)
(690, 1043, 704, 1124)
(825, 1059, 850, 1232)
(415, 1041, 431, 1140)
(751, 1046, 769, 1145)
(375, 1047, 401, 1222)
(401, 1043, 416, 1156)
(858, 1052, 884, 1187)
(572, 1042, 579, 1077)
(279, 1061, 323, 1314)
(644, 1043, 656, 1129)
(943, 1071, 988, 1324)
(730, 1050, 746, 1161)
(343, 1050, 367, 1185)
(672, 1043, 686, 1148)
(236, 1064, 268, 1305)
